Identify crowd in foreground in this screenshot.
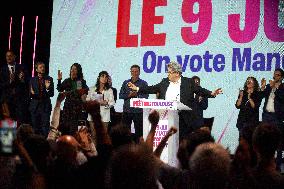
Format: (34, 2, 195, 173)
(0, 49, 284, 189)
(0, 92, 284, 189)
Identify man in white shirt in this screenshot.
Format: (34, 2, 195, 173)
(260, 68, 284, 171)
(128, 62, 222, 140)
(261, 68, 284, 124)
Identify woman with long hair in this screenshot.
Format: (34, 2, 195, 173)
(57, 63, 89, 135)
(86, 71, 115, 129)
(235, 76, 261, 138)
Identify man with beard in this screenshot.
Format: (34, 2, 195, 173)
(29, 61, 54, 137)
(260, 68, 284, 172)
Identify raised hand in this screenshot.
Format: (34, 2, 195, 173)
(153, 126, 177, 158)
(239, 89, 244, 98)
(148, 110, 160, 126)
(269, 79, 276, 88)
(167, 126, 177, 137)
(146, 110, 160, 151)
(58, 70, 62, 80)
(45, 80, 51, 89)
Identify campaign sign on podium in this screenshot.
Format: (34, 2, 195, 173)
(130, 98, 191, 167)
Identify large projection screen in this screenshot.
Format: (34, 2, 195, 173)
(50, 0, 284, 152)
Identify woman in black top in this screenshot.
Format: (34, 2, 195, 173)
(236, 77, 261, 137)
(57, 63, 88, 135)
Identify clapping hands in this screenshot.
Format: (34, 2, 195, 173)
(58, 70, 62, 80)
(45, 80, 51, 89)
(127, 82, 138, 91)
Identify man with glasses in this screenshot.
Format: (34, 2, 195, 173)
(260, 68, 284, 171)
(128, 62, 222, 140)
(119, 65, 148, 142)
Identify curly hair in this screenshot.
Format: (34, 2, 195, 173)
(243, 77, 260, 92)
(69, 63, 83, 80)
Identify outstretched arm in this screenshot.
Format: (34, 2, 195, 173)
(154, 127, 177, 158)
(128, 80, 164, 95)
(145, 110, 160, 152)
(47, 92, 66, 141)
(210, 88, 223, 97)
(192, 79, 222, 98)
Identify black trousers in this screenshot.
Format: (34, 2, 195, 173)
(179, 111, 196, 141)
(122, 112, 143, 142)
(30, 102, 51, 137)
(262, 111, 284, 171)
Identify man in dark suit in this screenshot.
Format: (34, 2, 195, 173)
(0, 50, 29, 124)
(260, 68, 284, 171)
(29, 61, 54, 137)
(128, 62, 222, 140)
(191, 76, 209, 130)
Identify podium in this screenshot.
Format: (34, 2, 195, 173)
(130, 98, 191, 167)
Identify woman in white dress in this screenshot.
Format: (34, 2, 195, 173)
(86, 71, 115, 128)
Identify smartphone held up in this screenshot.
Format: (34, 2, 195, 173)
(0, 119, 17, 155)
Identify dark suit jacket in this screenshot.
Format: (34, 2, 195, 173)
(112, 87, 117, 102)
(235, 91, 261, 129)
(139, 76, 213, 108)
(138, 76, 214, 129)
(260, 83, 284, 121)
(0, 63, 29, 101)
(192, 94, 208, 128)
(29, 75, 54, 113)
(0, 63, 30, 121)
